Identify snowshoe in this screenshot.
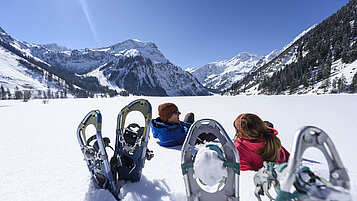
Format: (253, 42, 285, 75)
(76, 110, 118, 198)
(111, 99, 153, 182)
(77, 99, 153, 200)
(181, 119, 240, 201)
(253, 126, 351, 201)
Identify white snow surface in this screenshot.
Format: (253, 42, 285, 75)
(1, 95, 357, 201)
(193, 144, 228, 187)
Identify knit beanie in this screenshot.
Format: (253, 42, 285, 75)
(158, 103, 178, 122)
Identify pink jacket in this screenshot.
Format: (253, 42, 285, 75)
(234, 128, 290, 171)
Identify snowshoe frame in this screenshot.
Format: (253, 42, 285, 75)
(276, 126, 350, 201)
(76, 110, 118, 198)
(181, 118, 240, 201)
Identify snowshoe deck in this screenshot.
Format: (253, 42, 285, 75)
(181, 118, 240, 201)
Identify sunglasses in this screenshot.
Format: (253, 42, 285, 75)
(173, 110, 181, 114)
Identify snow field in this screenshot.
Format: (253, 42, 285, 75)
(0, 95, 357, 201)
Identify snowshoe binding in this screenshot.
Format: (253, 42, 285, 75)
(253, 126, 351, 201)
(181, 119, 240, 201)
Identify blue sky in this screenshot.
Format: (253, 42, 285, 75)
(1, 0, 349, 69)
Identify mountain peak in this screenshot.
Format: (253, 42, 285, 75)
(112, 39, 157, 50)
(231, 52, 261, 62)
(0, 27, 6, 34)
(109, 39, 167, 64)
(43, 43, 71, 52)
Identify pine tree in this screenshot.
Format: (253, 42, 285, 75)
(321, 78, 331, 92)
(350, 73, 357, 93)
(1, 86, 5, 100)
(37, 90, 42, 99)
(23, 91, 32, 102)
(47, 88, 52, 99)
(14, 86, 23, 100)
(338, 75, 347, 92)
(6, 88, 11, 99)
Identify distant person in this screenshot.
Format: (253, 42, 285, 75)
(233, 113, 290, 171)
(151, 103, 194, 147)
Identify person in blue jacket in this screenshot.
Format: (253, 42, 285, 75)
(151, 103, 194, 147)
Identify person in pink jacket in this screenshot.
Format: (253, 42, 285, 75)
(233, 113, 290, 171)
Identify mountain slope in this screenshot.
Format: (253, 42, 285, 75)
(187, 52, 263, 91)
(188, 49, 283, 92)
(224, 0, 357, 95)
(0, 46, 55, 92)
(87, 56, 208, 96)
(0, 27, 209, 97)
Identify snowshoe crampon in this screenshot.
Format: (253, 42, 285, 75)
(77, 110, 118, 198)
(254, 126, 351, 201)
(181, 119, 240, 201)
(111, 99, 153, 182)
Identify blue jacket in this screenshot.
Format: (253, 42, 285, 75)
(151, 118, 192, 147)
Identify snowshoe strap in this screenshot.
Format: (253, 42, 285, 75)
(223, 161, 240, 175)
(206, 144, 240, 174)
(123, 123, 145, 146)
(86, 135, 97, 146)
(254, 162, 289, 201)
(181, 162, 194, 175)
(87, 135, 114, 152)
(181, 161, 239, 176)
(181, 144, 240, 176)
(294, 166, 318, 193)
(206, 144, 225, 160)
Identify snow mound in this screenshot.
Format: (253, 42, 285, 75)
(193, 145, 228, 187)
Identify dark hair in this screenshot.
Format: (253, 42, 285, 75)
(235, 113, 281, 162)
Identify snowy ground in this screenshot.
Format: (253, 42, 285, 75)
(0, 95, 356, 201)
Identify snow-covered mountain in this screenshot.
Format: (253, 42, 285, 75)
(31, 39, 170, 74)
(0, 45, 66, 94)
(224, 1, 357, 96)
(0, 27, 208, 97)
(0, 29, 76, 99)
(187, 24, 322, 92)
(187, 52, 280, 91)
